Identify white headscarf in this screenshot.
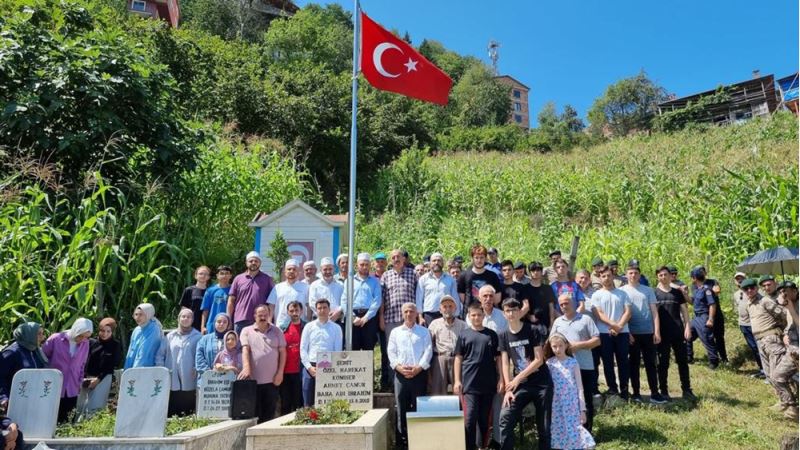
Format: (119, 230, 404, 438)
(67, 317, 93, 356)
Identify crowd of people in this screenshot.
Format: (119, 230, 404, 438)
(0, 244, 797, 450)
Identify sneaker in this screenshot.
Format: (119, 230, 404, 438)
(661, 392, 672, 402)
(620, 392, 630, 401)
(606, 389, 620, 396)
(631, 394, 643, 403)
(650, 393, 668, 404)
(682, 390, 697, 401)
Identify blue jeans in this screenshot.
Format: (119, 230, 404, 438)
(687, 315, 719, 364)
(301, 366, 316, 407)
(740, 325, 764, 370)
(600, 332, 630, 395)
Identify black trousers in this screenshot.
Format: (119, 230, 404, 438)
(591, 347, 601, 394)
(713, 310, 728, 362)
(463, 392, 494, 450)
(658, 333, 691, 394)
(581, 369, 597, 432)
(394, 370, 427, 446)
(352, 315, 379, 352)
(629, 333, 659, 396)
(498, 381, 553, 450)
(279, 372, 302, 415)
(57, 396, 78, 423)
(168, 390, 196, 417)
(256, 383, 278, 423)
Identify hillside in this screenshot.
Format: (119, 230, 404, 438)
(359, 113, 798, 281)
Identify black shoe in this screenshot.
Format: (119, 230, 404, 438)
(620, 392, 630, 401)
(682, 390, 697, 401)
(631, 394, 643, 403)
(650, 393, 668, 404)
(661, 392, 672, 402)
(606, 388, 620, 396)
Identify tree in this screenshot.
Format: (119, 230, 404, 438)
(267, 230, 290, 280)
(0, 0, 196, 191)
(561, 104, 585, 133)
(180, 0, 271, 42)
(450, 63, 511, 127)
(587, 71, 667, 137)
(535, 102, 585, 151)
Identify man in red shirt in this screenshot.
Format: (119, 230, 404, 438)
(279, 301, 305, 415)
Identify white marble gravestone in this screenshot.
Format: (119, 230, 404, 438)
(8, 369, 63, 439)
(75, 374, 113, 418)
(315, 351, 373, 410)
(114, 367, 170, 438)
(196, 370, 236, 419)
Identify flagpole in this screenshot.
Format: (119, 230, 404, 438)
(344, 0, 360, 351)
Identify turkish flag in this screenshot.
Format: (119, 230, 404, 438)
(360, 11, 453, 106)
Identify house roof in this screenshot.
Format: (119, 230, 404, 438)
(494, 75, 530, 90)
(249, 199, 347, 228)
(658, 74, 775, 108)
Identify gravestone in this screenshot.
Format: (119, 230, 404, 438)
(75, 374, 113, 418)
(196, 370, 236, 418)
(114, 367, 170, 438)
(8, 369, 62, 439)
(315, 351, 373, 410)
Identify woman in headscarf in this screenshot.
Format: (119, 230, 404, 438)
(85, 318, 122, 390)
(195, 313, 231, 381)
(42, 317, 94, 423)
(0, 322, 47, 409)
(165, 308, 202, 416)
(124, 303, 163, 369)
(213, 330, 242, 374)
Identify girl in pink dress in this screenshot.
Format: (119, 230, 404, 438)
(544, 333, 595, 449)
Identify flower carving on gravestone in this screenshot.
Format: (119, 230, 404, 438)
(17, 381, 28, 398)
(40, 380, 52, 398)
(151, 379, 163, 397)
(127, 379, 137, 397)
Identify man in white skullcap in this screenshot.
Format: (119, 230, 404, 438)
(343, 252, 382, 351)
(228, 251, 275, 334)
(309, 257, 344, 323)
(268, 259, 310, 330)
(301, 260, 318, 286)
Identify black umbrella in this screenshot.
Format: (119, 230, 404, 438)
(736, 246, 799, 278)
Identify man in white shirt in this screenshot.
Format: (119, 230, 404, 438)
(268, 259, 309, 330)
(388, 303, 433, 448)
(299, 299, 342, 406)
(478, 285, 508, 333)
(308, 257, 344, 323)
(416, 252, 460, 325)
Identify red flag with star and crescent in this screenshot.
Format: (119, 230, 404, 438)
(360, 11, 453, 105)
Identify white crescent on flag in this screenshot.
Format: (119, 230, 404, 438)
(372, 42, 403, 78)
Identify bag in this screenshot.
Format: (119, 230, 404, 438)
(229, 379, 257, 419)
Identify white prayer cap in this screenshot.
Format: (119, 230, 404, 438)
(303, 260, 316, 268)
(430, 252, 444, 260)
(246, 251, 262, 262)
(320, 257, 334, 266)
(336, 253, 348, 264)
(357, 252, 371, 262)
(285, 259, 299, 269)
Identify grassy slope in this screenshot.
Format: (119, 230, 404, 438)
(360, 115, 799, 449)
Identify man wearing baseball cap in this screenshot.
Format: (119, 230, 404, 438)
(732, 272, 765, 377)
(745, 277, 798, 420)
(428, 295, 467, 395)
(543, 250, 562, 284)
(227, 251, 275, 335)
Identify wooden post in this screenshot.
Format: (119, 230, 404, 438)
(568, 236, 580, 274)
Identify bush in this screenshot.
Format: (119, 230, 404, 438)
(437, 125, 526, 153)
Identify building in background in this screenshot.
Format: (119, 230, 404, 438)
(777, 73, 799, 115)
(494, 75, 530, 128)
(127, 0, 180, 28)
(656, 72, 779, 126)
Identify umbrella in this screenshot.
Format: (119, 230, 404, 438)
(736, 246, 799, 278)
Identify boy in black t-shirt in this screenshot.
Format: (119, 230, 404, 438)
(454, 302, 502, 450)
(497, 299, 553, 450)
(457, 244, 502, 316)
(654, 266, 694, 400)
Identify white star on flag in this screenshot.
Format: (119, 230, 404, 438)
(404, 58, 418, 72)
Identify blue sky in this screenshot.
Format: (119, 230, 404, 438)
(297, 0, 799, 126)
